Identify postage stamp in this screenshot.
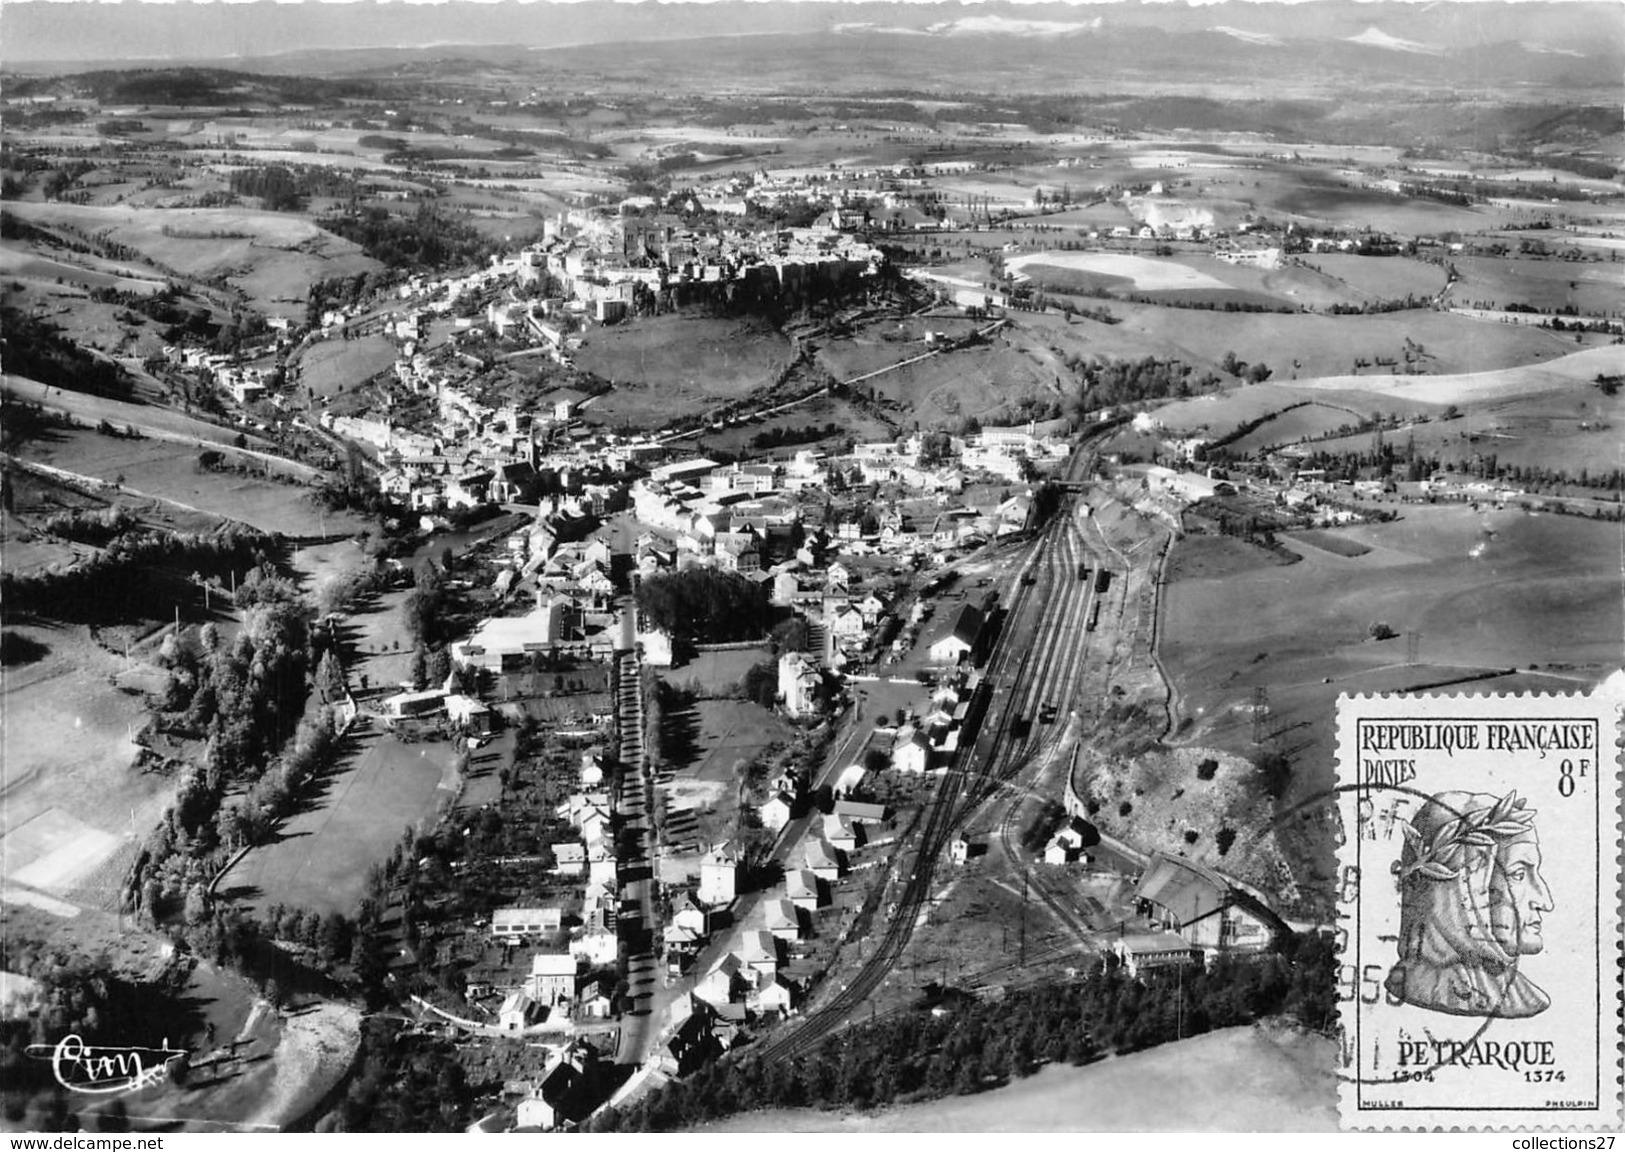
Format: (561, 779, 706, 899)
(1335, 689, 1623, 1130)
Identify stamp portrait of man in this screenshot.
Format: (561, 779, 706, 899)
(1384, 790, 1554, 1019)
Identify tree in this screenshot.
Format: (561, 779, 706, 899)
(740, 660, 778, 709)
(427, 646, 451, 686)
(771, 616, 809, 653)
(314, 649, 347, 704)
(183, 883, 211, 925)
(1256, 750, 1293, 801)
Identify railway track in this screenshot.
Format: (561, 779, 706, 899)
(751, 447, 1119, 1065)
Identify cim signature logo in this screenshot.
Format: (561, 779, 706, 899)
(25, 1034, 188, 1095)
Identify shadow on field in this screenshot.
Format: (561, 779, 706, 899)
(659, 700, 701, 769)
(214, 882, 264, 902)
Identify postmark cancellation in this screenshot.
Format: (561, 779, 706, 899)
(1335, 689, 1623, 1130)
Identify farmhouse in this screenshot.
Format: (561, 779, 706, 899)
(498, 990, 543, 1032)
(445, 694, 494, 734)
(757, 898, 802, 942)
(799, 838, 841, 882)
(785, 868, 823, 911)
(528, 952, 579, 1006)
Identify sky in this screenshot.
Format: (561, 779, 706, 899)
(0, 0, 1612, 66)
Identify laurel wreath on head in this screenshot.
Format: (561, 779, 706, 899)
(1394, 792, 1535, 883)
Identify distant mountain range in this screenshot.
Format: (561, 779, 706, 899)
(4, 0, 1618, 95)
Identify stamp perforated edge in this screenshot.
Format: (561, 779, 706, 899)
(1333, 685, 1625, 1131)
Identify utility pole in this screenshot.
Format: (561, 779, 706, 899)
(1176, 961, 1184, 1041)
(1019, 869, 1029, 968)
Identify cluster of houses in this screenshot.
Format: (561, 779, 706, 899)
(655, 791, 891, 1070)
(672, 162, 977, 232)
(476, 753, 622, 1036)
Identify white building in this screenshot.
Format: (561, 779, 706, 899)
(698, 843, 739, 908)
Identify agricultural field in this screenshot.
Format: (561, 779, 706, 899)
(1162, 534, 1298, 583)
(1300, 253, 1447, 302)
(21, 427, 364, 537)
(1007, 251, 1232, 293)
(657, 695, 791, 863)
(0, 466, 109, 577)
(1025, 302, 1594, 388)
(1139, 345, 1624, 446)
(1287, 345, 1625, 408)
(816, 318, 1063, 427)
(0, 625, 172, 911)
(2, 201, 380, 318)
(657, 644, 770, 693)
(688, 394, 891, 458)
(0, 245, 168, 295)
(1442, 254, 1624, 316)
(1215, 166, 1495, 235)
(1220, 402, 1373, 455)
(574, 314, 793, 427)
(1159, 504, 1623, 813)
(297, 333, 401, 401)
(216, 728, 462, 917)
(1306, 376, 1625, 479)
(701, 1024, 1336, 1132)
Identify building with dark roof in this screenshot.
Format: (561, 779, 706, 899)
(927, 603, 984, 665)
(1133, 853, 1279, 953)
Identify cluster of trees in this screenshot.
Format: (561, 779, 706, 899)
(336, 1020, 475, 1132)
(635, 568, 773, 644)
(0, 306, 133, 399)
(740, 659, 779, 710)
(320, 205, 498, 270)
(1219, 350, 1273, 383)
(137, 567, 332, 919)
(748, 421, 844, 452)
(596, 936, 1337, 1130)
(1066, 354, 1215, 415)
(0, 630, 50, 667)
(0, 949, 191, 1110)
(227, 165, 306, 212)
(0, 395, 72, 450)
(1324, 294, 1433, 316)
(1019, 798, 1068, 852)
(0, 522, 267, 621)
(1289, 440, 1625, 495)
(40, 504, 139, 545)
(402, 557, 460, 690)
